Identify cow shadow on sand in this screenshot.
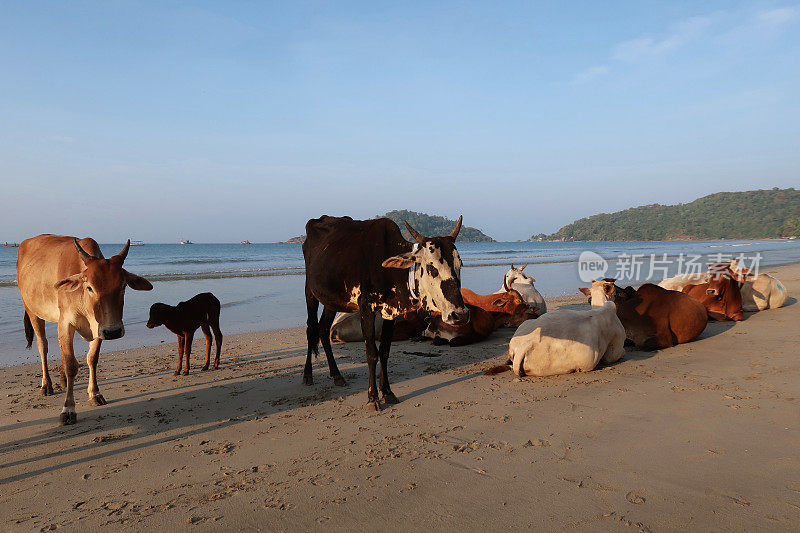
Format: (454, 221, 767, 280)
(0, 331, 512, 484)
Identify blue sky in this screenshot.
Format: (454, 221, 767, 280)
(1, 1, 798, 242)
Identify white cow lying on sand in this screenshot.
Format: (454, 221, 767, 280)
(731, 259, 787, 311)
(496, 264, 546, 316)
(507, 301, 625, 377)
(330, 312, 384, 342)
(658, 260, 787, 312)
(658, 273, 708, 291)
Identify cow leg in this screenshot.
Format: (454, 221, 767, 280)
(183, 330, 194, 375)
(175, 334, 185, 375)
(377, 319, 398, 404)
(201, 324, 212, 371)
(360, 309, 381, 411)
(86, 338, 106, 406)
(28, 313, 53, 396)
(319, 307, 346, 386)
(57, 323, 78, 425)
(210, 321, 223, 370)
(303, 288, 320, 385)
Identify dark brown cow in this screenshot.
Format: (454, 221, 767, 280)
(424, 288, 538, 346)
(146, 292, 223, 375)
(682, 265, 744, 321)
(303, 215, 468, 410)
(580, 279, 708, 350)
(17, 235, 152, 424)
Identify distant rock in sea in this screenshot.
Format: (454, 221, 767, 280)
(281, 235, 305, 244)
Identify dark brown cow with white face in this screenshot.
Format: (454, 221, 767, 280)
(303, 215, 468, 411)
(17, 235, 152, 424)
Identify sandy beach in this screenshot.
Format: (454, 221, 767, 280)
(1, 265, 798, 531)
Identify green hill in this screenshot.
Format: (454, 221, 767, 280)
(381, 210, 494, 242)
(537, 188, 800, 241)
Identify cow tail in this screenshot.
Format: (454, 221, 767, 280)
(484, 361, 512, 376)
(24, 312, 34, 349)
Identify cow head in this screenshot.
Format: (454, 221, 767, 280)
(54, 239, 153, 340)
(494, 289, 539, 327)
(382, 216, 469, 326)
(683, 266, 744, 321)
(579, 278, 618, 306)
(146, 303, 171, 329)
(503, 263, 535, 291)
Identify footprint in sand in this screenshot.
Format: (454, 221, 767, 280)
(626, 491, 646, 504)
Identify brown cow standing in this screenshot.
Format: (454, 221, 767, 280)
(425, 288, 538, 346)
(17, 235, 152, 425)
(682, 265, 745, 321)
(146, 292, 223, 375)
(580, 279, 708, 350)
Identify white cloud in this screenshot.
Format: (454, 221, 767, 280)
(756, 6, 800, 28)
(572, 65, 609, 84)
(612, 15, 712, 62)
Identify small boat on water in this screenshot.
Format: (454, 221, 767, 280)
(3, 242, 18, 247)
(131, 240, 145, 246)
(180, 239, 194, 245)
(240, 240, 252, 245)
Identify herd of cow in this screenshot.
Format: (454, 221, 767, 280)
(15, 216, 789, 423)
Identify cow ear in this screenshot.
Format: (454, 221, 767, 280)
(54, 273, 84, 291)
(382, 252, 417, 269)
(124, 270, 153, 291)
(491, 297, 507, 307)
(578, 287, 591, 296)
(706, 288, 718, 296)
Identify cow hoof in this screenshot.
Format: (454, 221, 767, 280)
(302, 375, 313, 386)
(182, 370, 189, 376)
(333, 376, 348, 387)
(382, 392, 399, 404)
(366, 399, 381, 412)
(41, 383, 54, 396)
(89, 395, 107, 406)
(201, 365, 209, 371)
(174, 370, 181, 376)
(60, 412, 77, 425)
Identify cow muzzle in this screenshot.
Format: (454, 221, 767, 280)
(444, 308, 470, 326)
(100, 326, 125, 340)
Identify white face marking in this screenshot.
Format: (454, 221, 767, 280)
(413, 244, 462, 317)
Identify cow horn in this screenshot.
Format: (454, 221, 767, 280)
(74, 239, 97, 263)
(449, 215, 463, 240)
(117, 239, 131, 261)
(404, 221, 425, 244)
(520, 263, 528, 271)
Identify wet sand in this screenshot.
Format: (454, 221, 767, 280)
(1, 266, 799, 531)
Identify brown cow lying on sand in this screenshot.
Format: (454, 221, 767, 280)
(580, 279, 708, 350)
(424, 288, 538, 346)
(146, 292, 223, 375)
(681, 264, 745, 321)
